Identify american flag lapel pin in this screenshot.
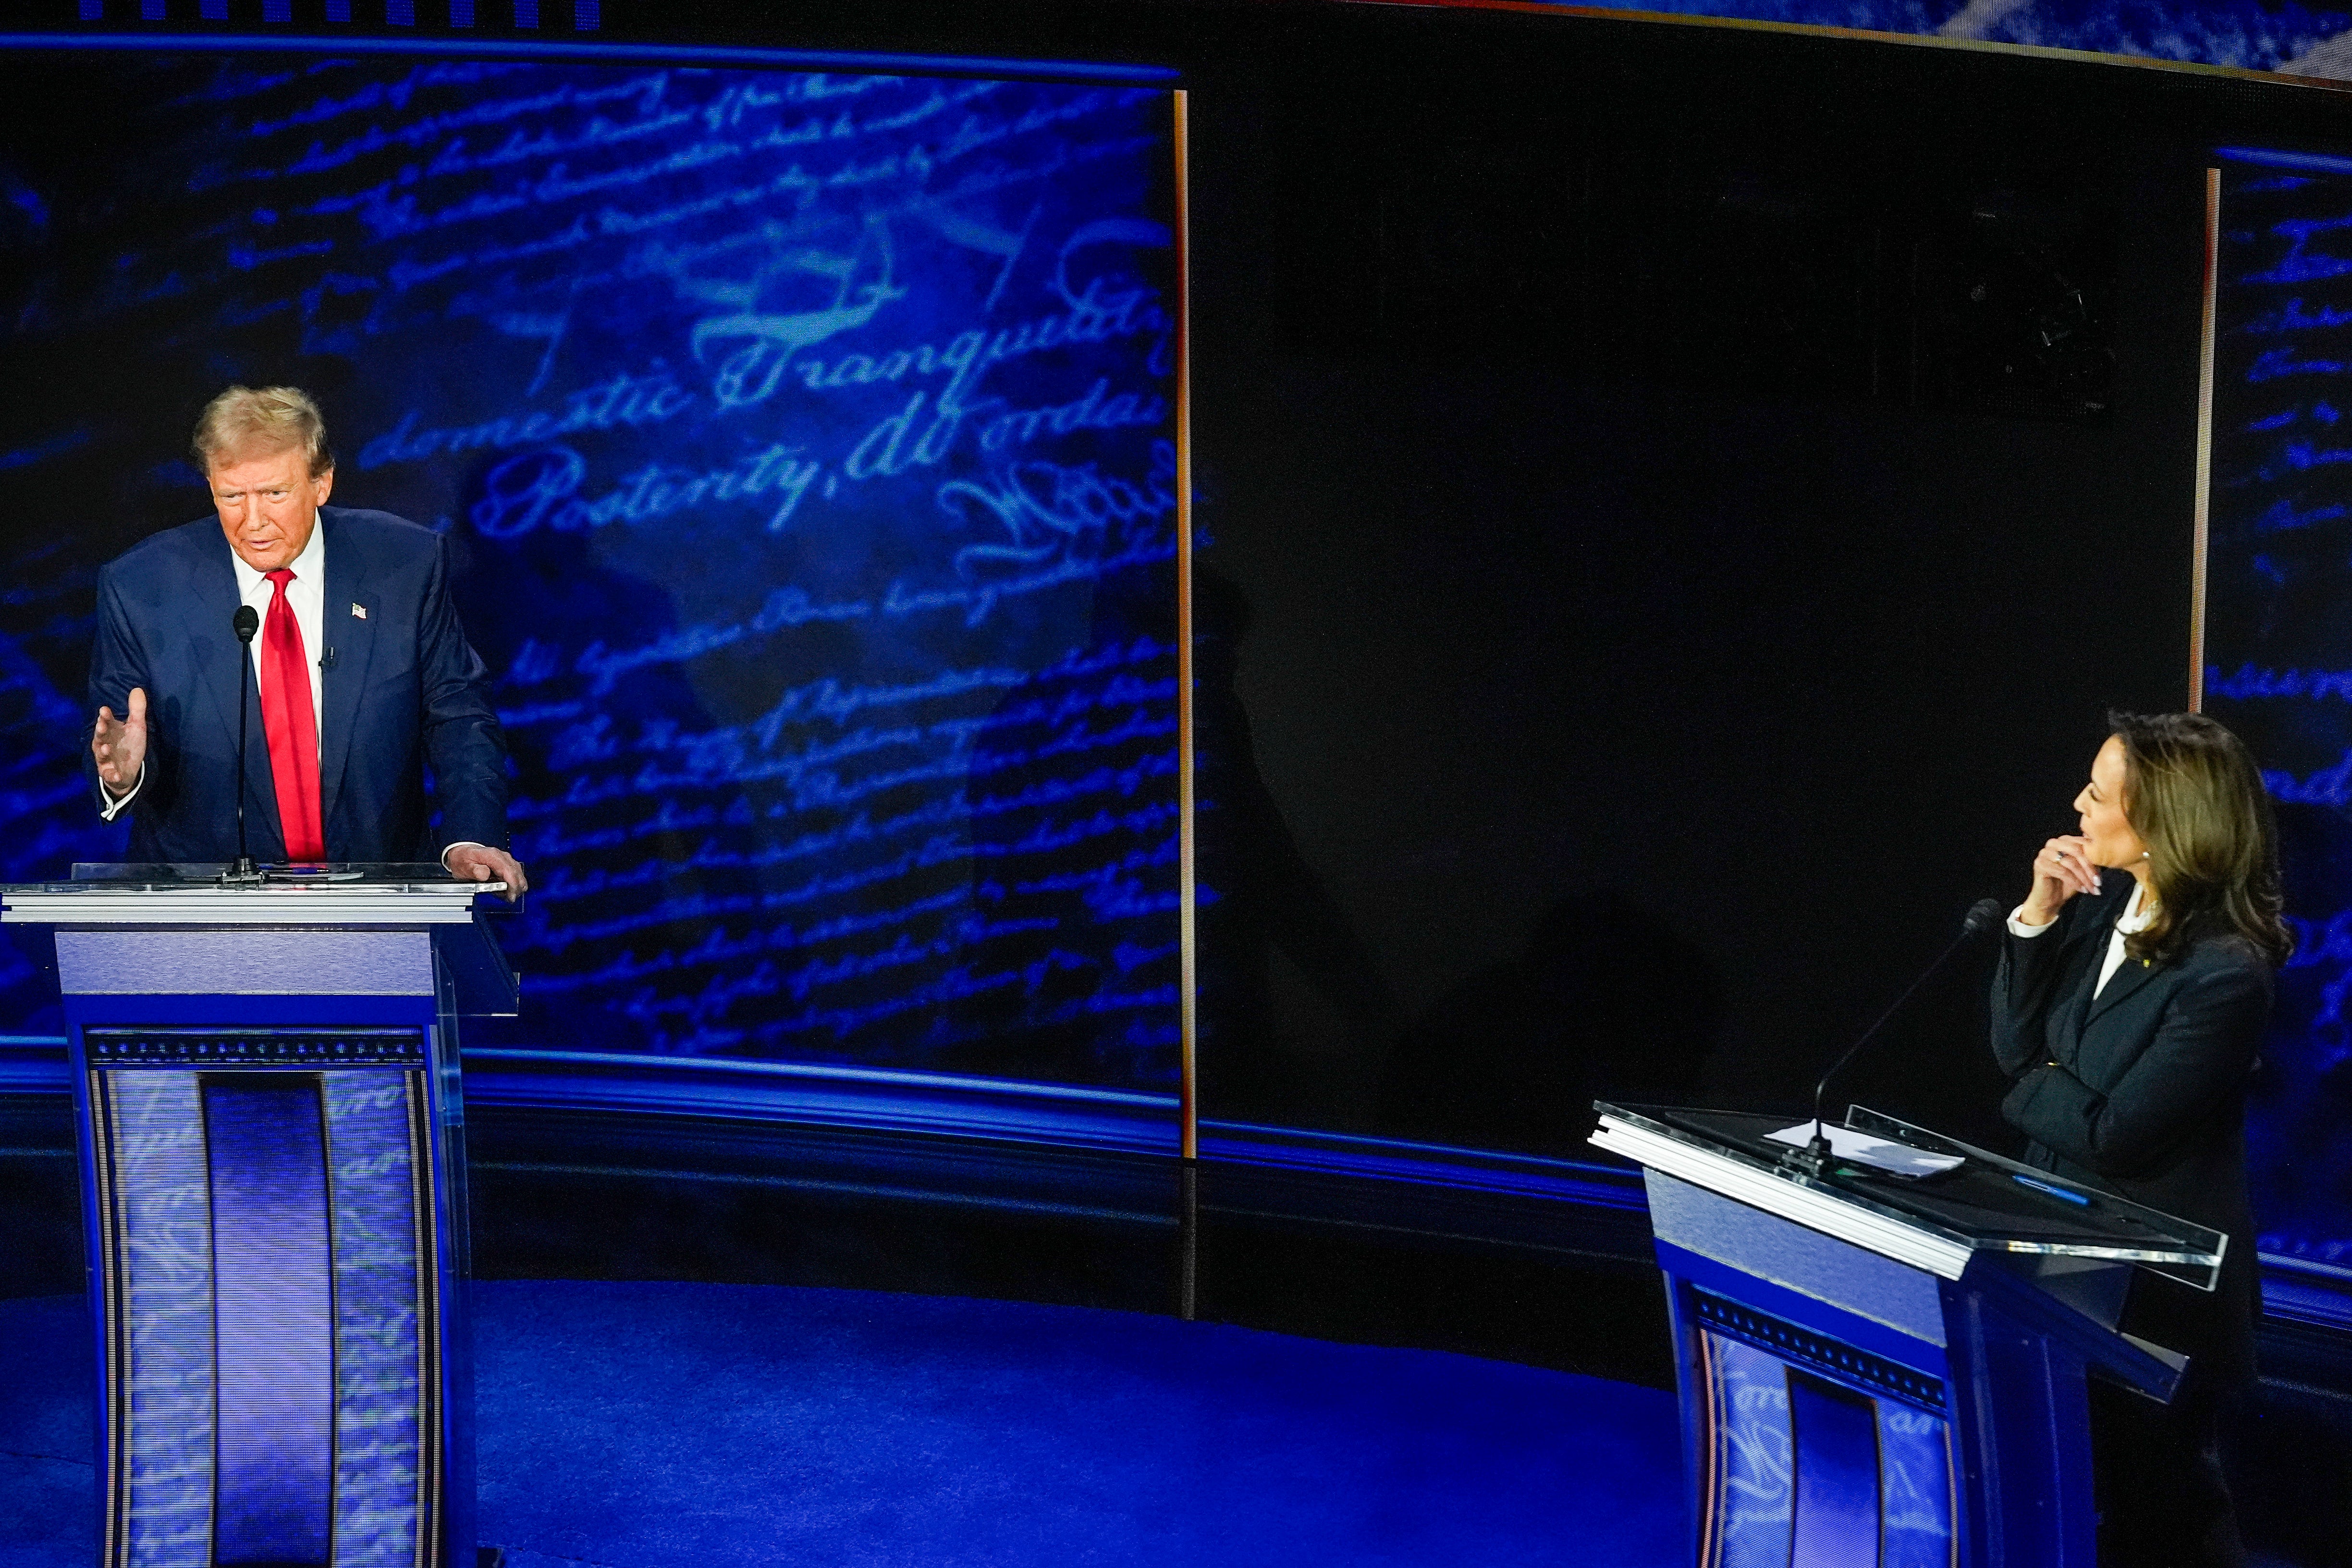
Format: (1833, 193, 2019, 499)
(351, 602, 368, 620)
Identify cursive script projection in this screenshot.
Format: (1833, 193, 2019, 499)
(0, 54, 1179, 1094)
(2206, 155, 2352, 1262)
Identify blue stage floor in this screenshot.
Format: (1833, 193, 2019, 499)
(0, 1281, 1683, 1568)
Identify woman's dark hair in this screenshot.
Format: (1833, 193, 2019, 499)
(2109, 710, 2293, 968)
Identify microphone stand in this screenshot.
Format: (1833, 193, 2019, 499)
(222, 605, 261, 884)
(1783, 897, 2004, 1177)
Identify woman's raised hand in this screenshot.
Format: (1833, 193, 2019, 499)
(2021, 834, 2101, 928)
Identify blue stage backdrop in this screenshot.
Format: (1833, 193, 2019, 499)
(0, 50, 1181, 1094)
(2206, 149, 2352, 1264)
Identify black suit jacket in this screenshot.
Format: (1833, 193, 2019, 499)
(1990, 881, 2271, 1385)
(86, 507, 510, 863)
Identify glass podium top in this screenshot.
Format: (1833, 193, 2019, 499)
(62, 862, 485, 890)
(0, 864, 509, 925)
(1594, 1101, 2225, 1288)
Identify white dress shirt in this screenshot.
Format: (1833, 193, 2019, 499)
(231, 520, 330, 744)
(2009, 877, 2155, 998)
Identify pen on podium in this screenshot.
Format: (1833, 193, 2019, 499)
(2011, 1172, 2092, 1207)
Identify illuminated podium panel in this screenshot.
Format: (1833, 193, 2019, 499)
(2, 868, 516, 1568)
(1593, 1104, 2223, 1568)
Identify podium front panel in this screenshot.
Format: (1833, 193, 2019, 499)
(1696, 1322, 1958, 1568)
(82, 1025, 454, 1568)
(1653, 1173, 1961, 1568)
(1678, 1280, 1960, 1568)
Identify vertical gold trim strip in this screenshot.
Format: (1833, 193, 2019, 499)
(315, 1077, 343, 1568)
(1173, 87, 1198, 1163)
(90, 1070, 127, 1568)
(2191, 165, 2220, 712)
(407, 1070, 439, 1568)
(1694, 1328, 1724, 1568)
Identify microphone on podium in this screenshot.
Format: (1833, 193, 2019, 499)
(1788, 896, 2005, 1176)
(226, 604, 261, 882)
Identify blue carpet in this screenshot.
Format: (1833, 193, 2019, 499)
(0, 1283, 1682, 1567)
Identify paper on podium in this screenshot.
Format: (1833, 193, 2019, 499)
(1766, 1121, 1965, 1178)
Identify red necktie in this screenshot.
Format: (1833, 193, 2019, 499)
(259, 567, 325, 862)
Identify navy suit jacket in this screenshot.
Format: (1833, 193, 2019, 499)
(86, 506, 510, 863)
(1990, 882, 2272, 1385)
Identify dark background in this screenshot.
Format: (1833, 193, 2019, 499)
(1150, 3, 2299, 1167)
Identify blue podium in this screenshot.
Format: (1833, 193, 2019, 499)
(1, 866, 515, 1568)
(1593, 1103, 2224, 1568)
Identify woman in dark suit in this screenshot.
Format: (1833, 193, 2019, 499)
(1992, 710, 2291, 1568)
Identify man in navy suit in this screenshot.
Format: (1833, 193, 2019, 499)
(87, 385, 527, 894)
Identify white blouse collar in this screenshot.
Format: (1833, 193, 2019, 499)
(2116, 877, 2156, 934)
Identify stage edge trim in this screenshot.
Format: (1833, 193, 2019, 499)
(3, 1035, 2345, 1330)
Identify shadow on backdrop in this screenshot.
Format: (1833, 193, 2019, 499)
(1380, 890, 1720, 1158)
(1192, 565, 1396, 1127)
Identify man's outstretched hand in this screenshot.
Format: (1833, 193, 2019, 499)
(445, 843, 529, 901)
(92, 687, 147, 797)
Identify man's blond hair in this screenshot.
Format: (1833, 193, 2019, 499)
(191, 385, 333, 477)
